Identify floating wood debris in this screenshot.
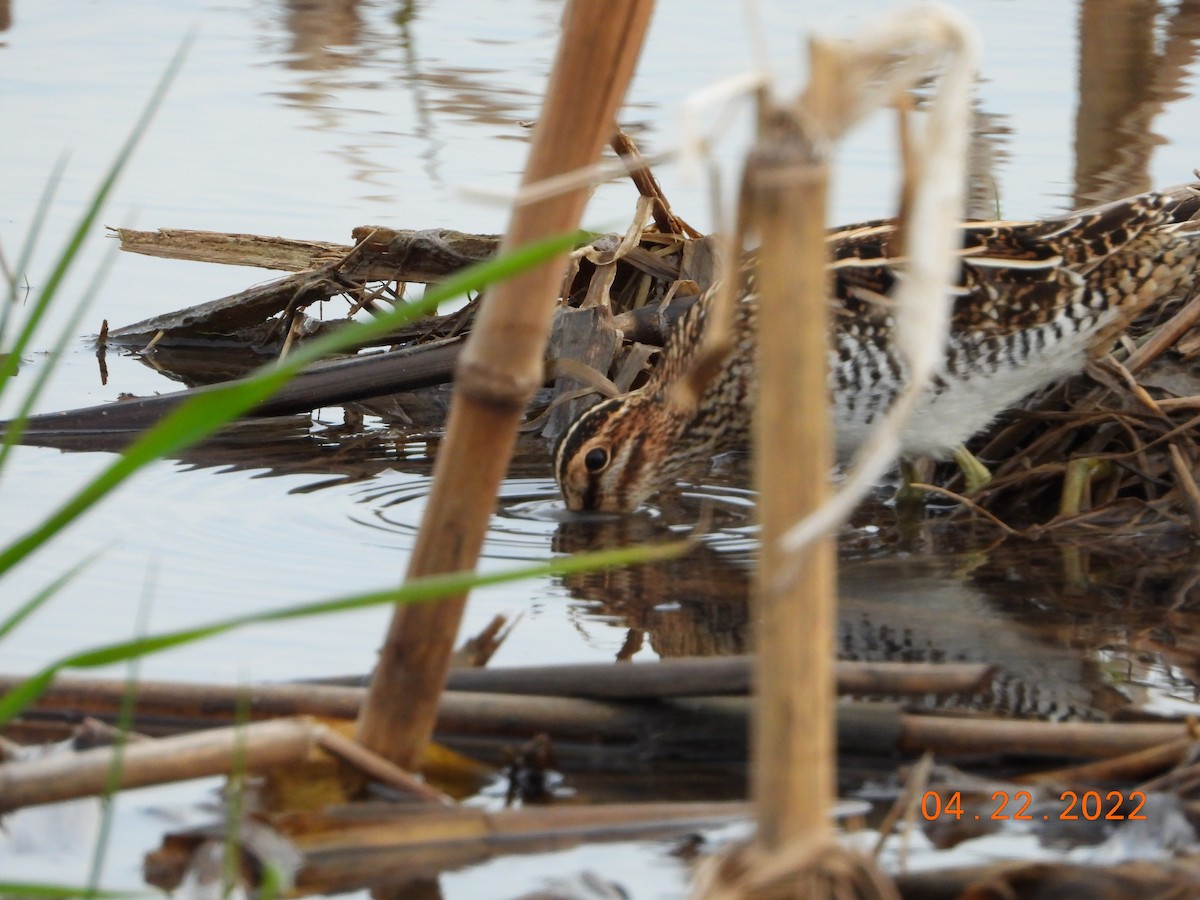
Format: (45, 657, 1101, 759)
(0, 716, 446, 814)
(6, 669, 1198, 786)
(33, 193, 1200, 542)
(144, 799, 750, 894)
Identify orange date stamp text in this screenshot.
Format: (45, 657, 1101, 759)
(920, 789, 1147, 822)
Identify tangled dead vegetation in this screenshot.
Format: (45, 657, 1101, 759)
(76, 139, 1200, 541)
(547, 162, 1200, 543)
(952, 282, 1200, 539)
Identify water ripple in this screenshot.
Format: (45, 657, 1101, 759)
(346, 469, 762, 565)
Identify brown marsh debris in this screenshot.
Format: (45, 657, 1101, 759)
(952, 279, 1200, 539)
(9, 138, 1200, 897)
(36, 151, 1197, 543)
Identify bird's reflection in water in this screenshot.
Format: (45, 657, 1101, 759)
(551, 499, 754, 659)
(550, 488, 1200, 722)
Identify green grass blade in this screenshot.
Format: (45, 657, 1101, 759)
(0, 553, 98, 641)
(0, 35, 191, 393)
(0, 884, 143, 899)
(0, 154, 68, 357)
(0, 227, 584, 582)
(0, 234, 122, 475)
(258, 863, 286, 900)
(222, 696, 250, 897)
(0, 670, 58, 723)
(0, 539, 689, 725)
(87, 579, 152, 895)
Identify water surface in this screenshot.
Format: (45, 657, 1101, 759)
(4, 0, 1200, 893)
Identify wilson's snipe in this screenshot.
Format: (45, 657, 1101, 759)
(556, 186, 1200, 513)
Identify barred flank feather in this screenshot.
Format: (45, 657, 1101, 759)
(557, 186, 1200, 512)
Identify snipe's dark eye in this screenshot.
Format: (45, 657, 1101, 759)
(584, 447, 609, 472)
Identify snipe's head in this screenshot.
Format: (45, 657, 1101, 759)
(554, 392, 700, 513)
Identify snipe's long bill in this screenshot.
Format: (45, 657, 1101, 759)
(555, 185, 1200, 513)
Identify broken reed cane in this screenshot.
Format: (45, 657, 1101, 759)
(747, 103, 836, 852)
(356, 0, 655, 771)
(701, 8, 980, 895)
(0, 717, 331, 813)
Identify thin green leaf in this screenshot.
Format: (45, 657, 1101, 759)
(258, 863, 286, 900)
(0, 884, 143, 900)
(0, 235, 122, 475)
(0, 35, 191, 392)
(87, 578, 152, 895)
(0, 539, 689, 724)
(0, 553, 98, 641)
(223, 696, 251, 897)
(0, 227, 585, 581)
(0, 155, 68, 356)
(0, 670, 57, 725)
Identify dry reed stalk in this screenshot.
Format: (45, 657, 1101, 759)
(147, 800, 749, 893)
(12, 700, 1196, 767)
(777, 10, 979, 558)
(898, 716, 1193, 758)
(316, 727, 450, 804)
(610, 129, 702, 238)
(1015, 736, 1197, 786)
(763, 0, 978, 858)
(112, 225, 500, 281)
(1125, 287, 1200, 374)
(0, 658, 992, 730)
(713, 61, 901, 900)
(747, 98, 836, 854)
(694, 6, 978, 897)
(0, 716, 329, 813)
(294, 800, 748, 854)
(355, 0, 655, 771)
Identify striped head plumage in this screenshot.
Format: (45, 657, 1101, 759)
(554, 296, 758, 513)
(555, 185, 1200, 513)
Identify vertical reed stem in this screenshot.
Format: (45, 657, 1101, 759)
(357, 0, 655, 770)
(748, 100, 835, 850)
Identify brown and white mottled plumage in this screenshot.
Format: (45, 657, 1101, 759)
(555, 187, 1200, 513)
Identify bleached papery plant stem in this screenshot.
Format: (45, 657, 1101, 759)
(779, 3, 981, 562)
(461, 67, 769, 212)
(458, 150, 672, 209)
(678, 70, 771, 187)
